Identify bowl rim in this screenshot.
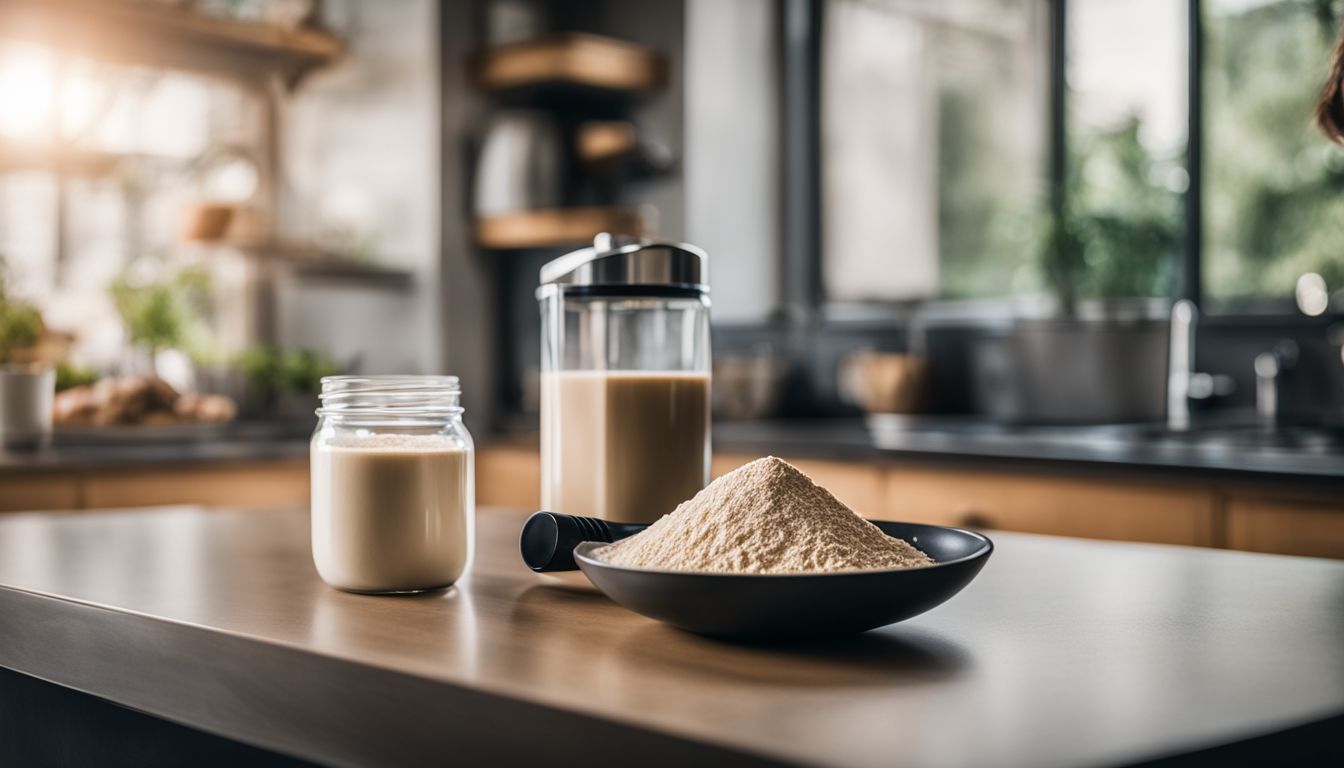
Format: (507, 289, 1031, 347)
(573, 521, 993, 579)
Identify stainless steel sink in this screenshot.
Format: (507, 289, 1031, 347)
(866, 413, 1344, 459)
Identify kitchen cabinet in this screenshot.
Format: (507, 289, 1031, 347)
(82, 460, 310, 510)
(481, 446, 1343, 558)
(0, 476, 82, 513)
(880, 466, 1218, 547)
(1226, 494, 1344, 559)
(0, 459, 309, 513)
(477, 445, 543, 510)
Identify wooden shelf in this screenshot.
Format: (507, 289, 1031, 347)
(475, 207, 644, 250)
(0, 0, 343, 88)
(0, 146, 120, 177)
(229, 241, 414, 290)
(473, 33, 665, 95)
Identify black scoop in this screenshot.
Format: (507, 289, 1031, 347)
(519, 512, 648, 572)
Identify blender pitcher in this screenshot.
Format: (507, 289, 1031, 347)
(537, 233, 711, 524)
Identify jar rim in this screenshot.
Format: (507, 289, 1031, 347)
(318, 375, 462, 417)
(320, 374, 460, 391)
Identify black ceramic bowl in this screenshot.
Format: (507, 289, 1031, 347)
(574, 521, 992, 640)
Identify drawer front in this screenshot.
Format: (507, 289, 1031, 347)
(1226, 497, 1344, 559)
(84, 461, 310, 510)
(0, 475, 81, 512)
(477, 447, 541, 511)
(883, 467, 1217, 547)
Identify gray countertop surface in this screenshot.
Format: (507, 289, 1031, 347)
(3, 415, 1341, 485)
(1, 506, 1341, 767)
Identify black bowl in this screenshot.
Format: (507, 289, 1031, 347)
(574, 521, 992, 640)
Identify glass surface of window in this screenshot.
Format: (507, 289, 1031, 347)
(1204, 0, 1344, 313)
(821, 0, 1049, 304)
(1064, 0, 1187, 302)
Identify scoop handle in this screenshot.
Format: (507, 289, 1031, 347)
(519, 512, 648, 572)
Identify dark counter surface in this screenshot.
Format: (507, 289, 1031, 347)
(0, 422, 311, 474)
(2, 506, 1342, 767)
(5, 415, 1342, 485)
(715, 415, 1344, 484)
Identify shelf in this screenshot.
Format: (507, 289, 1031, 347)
(475, 207, 644, 250)
(0, 0, 344, 88)
(0, 146, 120, 177)
(229, 241, 414, 290)
(473, 33, 665, 95)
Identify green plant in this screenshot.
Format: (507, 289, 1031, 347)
(109, 266, 212, 353)
(1047, 116, 1183, 313)
(237, 346, 342, 401)
(0, 299, 43, 365)
(54, 361, 99, 391)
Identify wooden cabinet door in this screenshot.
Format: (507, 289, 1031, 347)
(0, 474, 81, 512)
(882, 466, 1218, 547)
(1226, 496, 1344, 559)
(477, 446, 541, 510)
(83, 460, 310, 510)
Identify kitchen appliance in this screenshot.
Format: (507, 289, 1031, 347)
(537, 234, 711, 523)
(473, 109, 564, 216)
(569, 519, 992, 639)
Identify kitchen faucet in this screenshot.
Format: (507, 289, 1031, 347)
(1167, 300, 1233, 430)
(1254, 340, 1299, 428)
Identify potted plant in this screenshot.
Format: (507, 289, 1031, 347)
(0, 272, 55, 448)
(978, 119, 1181, 424)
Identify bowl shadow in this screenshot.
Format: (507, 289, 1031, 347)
(607, 622, 972, 688)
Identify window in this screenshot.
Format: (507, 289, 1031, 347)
(805, 0, 1344, 318)
(1204, 0, 1344, 313)
(1064, 0, 1186, 300)
(820, 0, 1049, 304)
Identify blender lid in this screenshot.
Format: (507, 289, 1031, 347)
(538, 233, 707, 293)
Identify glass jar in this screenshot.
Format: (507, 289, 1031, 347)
(537, 234, 711, 524)
(310, 375, 474, 594)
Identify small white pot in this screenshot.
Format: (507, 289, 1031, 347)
(0, 365, 55, 448)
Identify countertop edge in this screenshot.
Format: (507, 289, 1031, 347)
(0, 584, 788, 768)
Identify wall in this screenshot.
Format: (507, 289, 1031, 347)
(276, 0, 441, 375)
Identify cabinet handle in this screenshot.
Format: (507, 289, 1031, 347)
(957, 508, 993, 529)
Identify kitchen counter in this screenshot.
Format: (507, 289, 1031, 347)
(7, 415, 1341, 485)
(2, 506, 1342, 766)
(0, 422, 311, 475)
(718, 416, 1344, 484)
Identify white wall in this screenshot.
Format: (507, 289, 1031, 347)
(276, 0, 440, 374)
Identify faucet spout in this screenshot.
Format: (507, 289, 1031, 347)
(1167, 300, 1197, 430)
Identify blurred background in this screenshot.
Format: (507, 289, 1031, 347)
(1, 0, 1343, 556)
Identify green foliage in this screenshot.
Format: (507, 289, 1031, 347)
(54, 361, 99, 391)
(109, 267, 212, 353)
(938, 85, 1043, 299)
(1059, 117, 1183, 303)
(236, 346, 342, 400)
(0, 299, 43, 365)
(1205, 1, 1344, 302)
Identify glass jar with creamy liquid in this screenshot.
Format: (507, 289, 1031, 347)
(310, 375, 474, 594)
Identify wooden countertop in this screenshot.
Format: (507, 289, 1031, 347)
(1, 507, 1342, 767)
